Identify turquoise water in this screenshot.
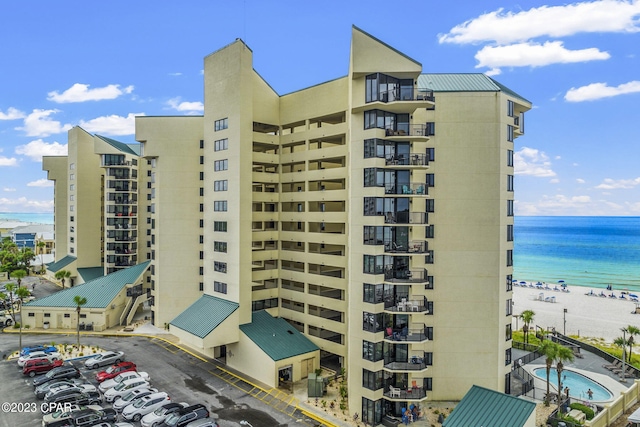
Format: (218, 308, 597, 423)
(514, 216, 640, 292)
(532, 368, 613, 401)
(0, 212, 54, 224)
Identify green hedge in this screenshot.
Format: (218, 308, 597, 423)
(570, 402, 594, 420)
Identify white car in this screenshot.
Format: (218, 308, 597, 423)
(112, 387, 158, 412)
(103, 378, 150, 403)
(98, 371, 149, 393)
(141, 402, 188, 427)
(83, 351, 125, 369)
(17, 350, 61, 367)
(90, 422, 135, 427)
(41, 404, 102, 426)
(121, 391, 170, 422)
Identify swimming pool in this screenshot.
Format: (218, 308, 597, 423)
(532, 368, 613, 401)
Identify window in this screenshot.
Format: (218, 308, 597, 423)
(199, 156, 204, 165)
(214, 221, 227, 232)
(425, 174, 435, 187)
(506, 324, 512, 341)
(424, 352, 433, 365)
(505, 348, 512, 366)
(426, 199, 435, 213)
(64, 313, 70, 318)
(507, 200, 514, 217)
(507, 175, 514, 192)
(199, 266, 203, 275)
(199, 235, 204, 244)
(199, 203, 204, 212)
(425, 225, 434, 239)
(69, 174, 75, 180)
(69, 195, 74, 201)
(507, 149, 514, 167)
(214, 118, 228, 131)
(70, 216, 74, 222)
(507, 249, 513, 266)
(70, 163, 75, 170)
(214, 160, 228, 171)
(199, 140, 204, 149)
(506, 274, 513, 291)
(214, 201, 227, 211)
(426, 147, 435, 162)
(506, 298, 513, 316)
(507, 224, 514, 242)
(199, 251, 204, 260)
(507, 100, 514, 117)
(199, 172, 204, 181)
(199, 187, 204, 197)
(425, 326, 434, 340)
(362, 312, 384, 332)
(69, 205, 74, 212)
(199, 219, 204, 228)
(507, 125, 514, 142)
(215, 138, 228, 151)
(69, 184, 75, 191)
(214, 180, 228, 191)
(199, 282, 204, 291)
(214, 281, 227, 294)
(28, 312, 34, 317)
(362, 369, 383, 391)
(363, 283, 384, 304)
(425, 251, 434, 264)
(362, 340, 383, 362)
(425, 122, 435, 136)
(214, 241, 227, 253)
(252, 298, 278, 311)
(214, 261, 227, 273)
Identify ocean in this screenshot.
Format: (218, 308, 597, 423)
(0, 212, 54, 224)
(514, 216, 640, 292)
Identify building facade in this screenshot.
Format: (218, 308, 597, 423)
(46, 26, 530, 424)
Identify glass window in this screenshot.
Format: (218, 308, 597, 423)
(506, 298, 513, 316)
(506, 274, 513, 291)
(214, 118, 228, 131)
(507, 125, 514, 142)
(214, 241, 227, 253)
(215, 138, 228, 151)
(507, 149, 514, 167)
(214, 221, 227, 232)
(214, 281, 227, 294)
(507, 249, 513, 266)
(507, 100, 514, 117)
(214, 261, 227, 273)
(214, 180, 228, 191)
(506, 324, 512, 341)
(214, 160, 228, 171)
(507, 175, 514, 192)
(507, 224, 514, 242)
(507, 200, 514, 217)
(362, 369, 383, 391)
(362, 340, 383, 362)
(214, 201, 227, 211)
(505, 348, 512, 366)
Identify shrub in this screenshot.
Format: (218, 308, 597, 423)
(78, 353, 84, 357)
(570, 402, 594, 420)
(13, 322, 20, 328)
(24, 324, 30, 329)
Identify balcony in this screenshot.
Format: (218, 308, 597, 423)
(354, 88, 435, 114)
(384, 297, 429, 313)
(384, 356, 428, 371)
(384, 268, 428, 284)
(383, 212, 428, 225)
(384, 386, 428, 401)
(385, 153, 429, 167)
(384, 240, 427, 254)
(384, 183, 428, 196)
(385, 124, 429, 138)
(384, 324, 428, 342)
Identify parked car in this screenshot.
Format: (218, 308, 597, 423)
(95, 361, 137, 382)
(99, 371, 149, 393)
(121, 391, 170, 421)
(22, 358, 63, 377)
(45, 383, 98, 402)
(0, 311, 13, 327)
(103, 378, 150, 403)
(68, 406, 117, 427)
(141, 402, 188, 427)
(36, 378, 95, 399)
(184, 419, 219, 427)
(33, 364, 81, 387)
(160, 404, 209, 427)
(113, 388, 159, 412)
(89, 422, 135, 427)
(20, 344, 58, 356)
(41, 404, 102, 427)
(43, 390, 103, 410)
(84, 351, 125, 369)
(17, 350, 61, 367)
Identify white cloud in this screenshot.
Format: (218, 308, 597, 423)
(168, 72, 183, 76)
(439, 0, 640, 45)
(475, 41, 609, 70)
(0, 156, 18, 166)
(3, 187, 16, 192)
(549, 178, 560, 184)
(595, 177, 640, 189)
(27, 179, 53, 187)
(15, 109, 72, 137)
(15, 139, 67, 161)
(0, 197, 54, 212)
(514, 147, 556, 177)
(166, 98, 204, 113)
(555, 156, 562, 160)
(576, 178, 586, 184)
(47, 83, 134, 103)
(0, 107, 26, 120)
(78, 113, 144, 136)
(516, 194, 595, 215)
(565, 80, 640, 101)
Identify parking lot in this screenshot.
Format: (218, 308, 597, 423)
(0, 333, 320, 427)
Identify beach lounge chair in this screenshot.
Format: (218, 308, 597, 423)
(603, 360, 622, 370)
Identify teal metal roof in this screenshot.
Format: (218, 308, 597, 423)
(46, 255, 77, 273)
(26, 261, 149, 309)
(442, 385, 536, 427)
(418, 73, 530, 104)
(240, 310, 319, 361)
(77, 267, 105, 283)
(170, 294, 239, 339)
(96, 135, 139, 156)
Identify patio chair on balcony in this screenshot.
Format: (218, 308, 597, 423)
(402, 185, 412, 194)
(416, 185, 425, 195)
(389, 386, 401, 398)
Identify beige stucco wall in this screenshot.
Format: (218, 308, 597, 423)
(42, 156, 69, 261)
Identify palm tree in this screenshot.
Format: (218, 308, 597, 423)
(37, 241, 45, 273)
(12, 269, 26, 287)
(555, 345, 575, 413)
(538, 340, 560, 406)
(3, 282, 18, 324)
(73, 295, 87, 347)
(55, 270, 72, 288)
(13, 286, 31, 350)
(625, 326, 640, 363)
(614, 335, 629, 361)
(520, 309, 535, 344)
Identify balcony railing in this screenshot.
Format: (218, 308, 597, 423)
(383, 212, 428, 225)
(384, 357, 428, 371)
(384, 268, 428, 284)
(384, 183, 428, 195)
(373, 88, 435, 103)
(385, 124, 428, 137)
(385, 325, 428, 342)
(384, 297, 429, 313)
(385, 153, 429, 167)
(383, 386, 427, 400)
(384, 240, 427, 254)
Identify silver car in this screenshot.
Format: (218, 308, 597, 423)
(121, 391, 170, 421)
(83, 351, 125, 369)
(112, 387, 158, 412)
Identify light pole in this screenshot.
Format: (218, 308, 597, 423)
(621, 328, 627, 382)
(563, 308, 567, 335)
(240, 421, 254, 427)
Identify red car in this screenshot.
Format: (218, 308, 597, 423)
(23, 358, 63, 377)
(95, 361, 137, 382)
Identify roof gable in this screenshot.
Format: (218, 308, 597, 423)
(170, 294, 239, 339)
(96, 135, 139, 156)
(240, 310, 319, 361)
(46, 255, 77, 273)
(350, 26, 422, 77)
(443, 385, 536, 427)
(27, 262, 149, 309)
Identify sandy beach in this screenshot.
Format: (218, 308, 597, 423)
(512, 283, 640, 343)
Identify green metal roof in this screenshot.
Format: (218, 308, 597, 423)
(96, 135, 139, 156)
(240, 310, 319, 361)
(170, 294, 239, 339)
(77, 267, 105, 283)
(26, 261, 149, 309)
(442, 385, 536, 427)
(418, 73, 530, 104)
(46, 255, 77, 273)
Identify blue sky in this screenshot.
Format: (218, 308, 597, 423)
(1, 0, 639, 215)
